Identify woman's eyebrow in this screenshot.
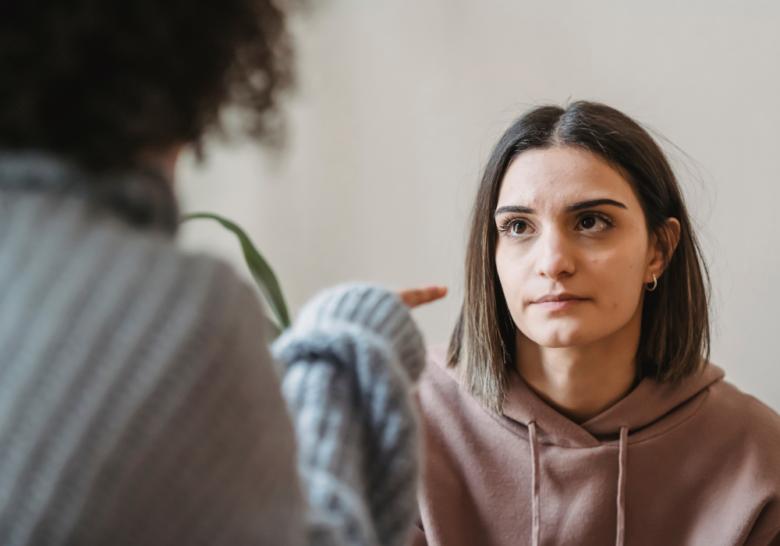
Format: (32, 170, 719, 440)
(494, 205, 535, 216)
(493, 199, 626, 216)
(565, 198, 627, 212)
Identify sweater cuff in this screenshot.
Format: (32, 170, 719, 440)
(289, 282, 426, 383)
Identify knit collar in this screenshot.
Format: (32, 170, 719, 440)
(0, 151, 179, 234)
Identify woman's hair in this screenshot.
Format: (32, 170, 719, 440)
(0, 0, 297, 172)
(449, 101, 710, 413)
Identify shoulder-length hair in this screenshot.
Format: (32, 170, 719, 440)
(449, 101, 710, 413)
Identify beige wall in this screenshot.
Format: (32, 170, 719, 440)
(177, 0, 780, 411)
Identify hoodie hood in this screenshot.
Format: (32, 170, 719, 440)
(501, 358, 725, 448)
(429, 343, 725, 448)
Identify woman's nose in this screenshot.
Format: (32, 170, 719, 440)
(535, 227, 576, 280)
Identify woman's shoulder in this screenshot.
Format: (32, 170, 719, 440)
(706, 372, 780, 447)
(418, 344, 465, 404)
(688, 368, 780, 487)
(417, 344, 499, 434)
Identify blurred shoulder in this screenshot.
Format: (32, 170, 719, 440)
(63, 194, 271, 357)
(104, 211, 263, 328)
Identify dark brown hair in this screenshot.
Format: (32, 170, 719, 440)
(449, 101, 710, 413)
(0, 0, 298, 172)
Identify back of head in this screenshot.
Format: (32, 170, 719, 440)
(0, 0, 295, 173)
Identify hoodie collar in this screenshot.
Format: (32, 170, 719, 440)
(501, 362, 724, 448)
(582, 363, 724, 436)
(0, 150, 179, 234)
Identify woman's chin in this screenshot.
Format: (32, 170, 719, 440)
(523, 325, 596, 349)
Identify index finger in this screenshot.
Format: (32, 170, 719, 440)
(398, 285, 448, 308)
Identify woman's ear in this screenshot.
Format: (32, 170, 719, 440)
(647, 218, 681, 282)
(665, 217, 682, 257)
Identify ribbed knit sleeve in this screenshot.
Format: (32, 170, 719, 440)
(273, 283, 425, 546)
(0, 193, 305, 546)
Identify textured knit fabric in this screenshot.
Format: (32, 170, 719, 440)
(0, 152, 425, 546)
(274, 284, 425, 546)
(411, 345, 780, 546)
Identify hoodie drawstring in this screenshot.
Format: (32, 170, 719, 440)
(616, 425, 628, 546)
(527, 423, 629, 546)
(528, 422, 540, 546)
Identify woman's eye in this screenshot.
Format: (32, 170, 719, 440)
(511, 221, 529, 235)
(498, 218, 534, 237)
(577, 215, 610, 231)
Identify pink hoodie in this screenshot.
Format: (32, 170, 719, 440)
(410, 345, 780, 546)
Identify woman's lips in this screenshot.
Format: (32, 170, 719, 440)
(535, 299, 585, 311)
(531, 294, 588, 311)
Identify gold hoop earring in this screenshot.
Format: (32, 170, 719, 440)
(646, 274, 658, 292)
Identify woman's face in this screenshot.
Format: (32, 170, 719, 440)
(494, 147, 661, 349)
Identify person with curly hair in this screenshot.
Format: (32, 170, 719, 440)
(0, 1, 445, 545)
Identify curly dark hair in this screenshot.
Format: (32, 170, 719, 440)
(0, 0, 296, 171)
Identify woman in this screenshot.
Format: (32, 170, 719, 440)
(412, 102, 780, 545)
(0, 1, 444, 545)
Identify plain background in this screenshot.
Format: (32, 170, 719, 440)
(177, 0, 780, 412)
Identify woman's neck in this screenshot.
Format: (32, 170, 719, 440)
(515, 315, 641, 424)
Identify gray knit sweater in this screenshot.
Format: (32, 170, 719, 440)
(0, 153, 424, 546)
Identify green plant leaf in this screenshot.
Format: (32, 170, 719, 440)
(181, 212, 291, 331)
